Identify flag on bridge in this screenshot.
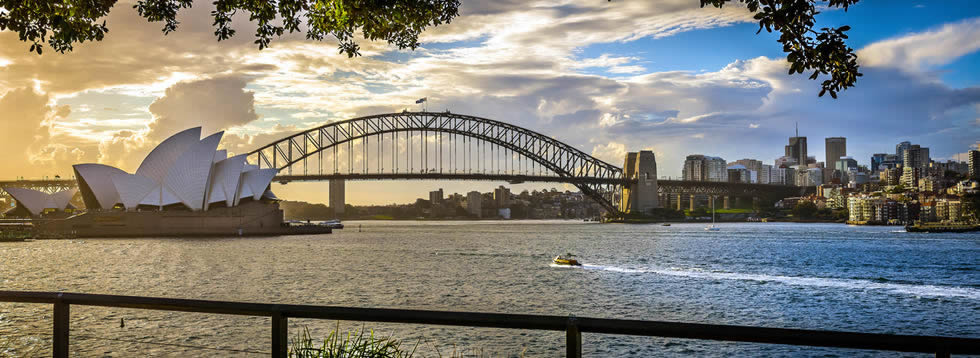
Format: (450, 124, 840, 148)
(415, 97, 427, 104)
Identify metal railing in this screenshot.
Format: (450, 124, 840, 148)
(0, 291, 977, 358)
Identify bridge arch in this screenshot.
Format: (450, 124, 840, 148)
(246, 112, 624, 213)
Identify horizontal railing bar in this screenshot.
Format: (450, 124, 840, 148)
(1, 291, 977, 354)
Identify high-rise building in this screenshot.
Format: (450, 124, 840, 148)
(683, 155, 726, 182)
(871, 153, 888, 173)
(731, 159, 763, 183)
(970, 150, 980, 179)
(682, 155, 705, 181)
(429, 188, 444, 204)
(896, 141, 912, 162)
(785, 136, 807, 165)
(903, 144, 930, 171)
(494, 186, 510, 208)
(759, 164, 773, 184)
(726, 165, 751, 183)
(825, 137, 846, 183)
(466, 191, 482, 218)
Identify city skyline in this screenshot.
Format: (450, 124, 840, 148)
(1, 1, 979, 205)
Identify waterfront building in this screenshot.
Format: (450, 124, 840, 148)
(429, 188, 444, 204)
(494, 186, 511, 208)
(970, 150, 980, 179)
(72, 128, 278, 212)
(825, 137, 846, 183)
(466, 191, 482, 218)
(1, 187, 78, 217)
(34, 127, 307, 237)
(847, 194, 913, 224)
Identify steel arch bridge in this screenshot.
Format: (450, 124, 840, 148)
(246, 112, 625, 213)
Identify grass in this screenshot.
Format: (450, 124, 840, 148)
(290, 323, 525, 358)
(291, 323, 418, 358)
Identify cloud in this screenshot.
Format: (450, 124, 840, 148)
(147, 75, 259, 140)
(0, 87, 97, 178)
(858, 17, 980, 70)
(591, 141, 628, 164)
(1, 1, 978, 205)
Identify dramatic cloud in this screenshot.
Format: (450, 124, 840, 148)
(0, 88, 97, 178)
(0, 1, 978, 205)
(147, 75, 259, 140)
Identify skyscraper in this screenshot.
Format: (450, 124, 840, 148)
(903, 144, 930, 171)
(785, 136, 807, 164)
(682, 155, 727, 182)
(969, 149, 980, 179)
(825, 137, 846, 183)
(871, 153, 887, 173)
(896, 141, 911, 163)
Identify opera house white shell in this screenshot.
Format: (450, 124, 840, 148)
(2, 187, 78, 216)
(73, 127, 278, 212)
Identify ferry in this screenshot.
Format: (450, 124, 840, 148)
(905, 222, 980, 233)
(553, 254, 581, 266)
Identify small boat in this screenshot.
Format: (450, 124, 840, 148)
(319, 219, 344, 229)
(553, 254, 581, 266)
(705, 196, 720, 231)
(661, 223, 671, 227)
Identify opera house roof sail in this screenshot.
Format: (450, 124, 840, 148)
(73, 127, 278, 212)
(2, 187, 78, 217)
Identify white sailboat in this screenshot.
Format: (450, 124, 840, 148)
(705, 197, 720, 231)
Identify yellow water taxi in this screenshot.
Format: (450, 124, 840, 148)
(553, 254, 581, 266)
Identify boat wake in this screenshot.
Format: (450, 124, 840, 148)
(562, 264, 980, 300)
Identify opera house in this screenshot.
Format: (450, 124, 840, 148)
(11, 127, 326, 237)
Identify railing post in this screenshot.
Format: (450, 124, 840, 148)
(272, 311, 288, 358)
(566, 316, 582, 358)
(53, 299, 69, 358)
(936, 349, 950, 358)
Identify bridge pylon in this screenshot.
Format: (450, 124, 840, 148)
(619, 151, 659, 214)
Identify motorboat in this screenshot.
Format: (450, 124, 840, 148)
(661, 223, 671, 226)
(553, 254, 581, 266)
(319, 219, 344, 229)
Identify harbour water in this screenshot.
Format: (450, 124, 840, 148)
(0, 222, 977, 356)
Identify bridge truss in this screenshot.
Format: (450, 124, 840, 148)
(0, 180, 78, 200)
(247, 112, 625, 213)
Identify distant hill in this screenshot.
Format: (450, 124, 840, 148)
(279, 200, 336, 220)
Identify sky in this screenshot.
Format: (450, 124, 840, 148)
(1, 0, 979, 205)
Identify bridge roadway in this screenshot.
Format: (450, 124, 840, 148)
(1, 177, 808, 202)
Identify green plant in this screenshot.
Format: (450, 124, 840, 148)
(290, 323, 419, 358)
